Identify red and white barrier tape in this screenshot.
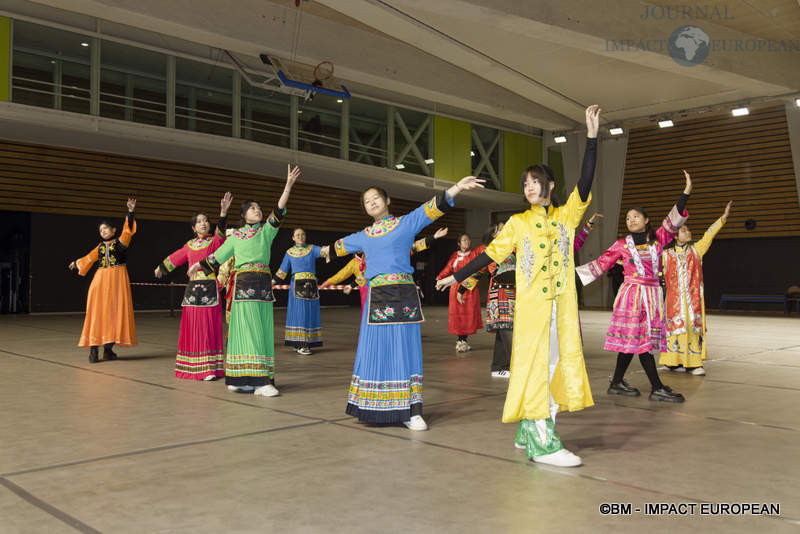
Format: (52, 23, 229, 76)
(131, 282, 352, 290)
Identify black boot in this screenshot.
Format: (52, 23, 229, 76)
(649, 385, 685, 403)
(607, 380, 641, 397)
(103, 343, 118, 361)
(89, 346, 99, 364)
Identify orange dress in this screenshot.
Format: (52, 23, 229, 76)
(76, 215, 137, 347)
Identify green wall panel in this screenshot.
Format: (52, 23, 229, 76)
(503, 131, 542, 193)
(0, 17, 10, 102)
(433, 115, 471, 182)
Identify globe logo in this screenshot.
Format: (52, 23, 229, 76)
(668, 25, 710, 66)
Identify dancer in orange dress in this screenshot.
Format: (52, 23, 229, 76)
(69, 198, 137, 363)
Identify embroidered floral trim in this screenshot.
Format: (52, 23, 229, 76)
(519, 237, 536, 288)
(295, 272, 316, 280)
(412, 237, 428, 252)
(365, 216, 401, 237)
(424, 196, 444, 220)
(187, 236, 213, 251)
(163, 256, 176, 272)
(370, 304, 421, 322)
(369, 272, 414, 287)
(275, 269, 288, 279)
(287, 245, 312, 258)
(238, 262, 270, 273)
(334, 239, 348, 257)
(496, 253, 516, 275)
(233, 223, 262, 240)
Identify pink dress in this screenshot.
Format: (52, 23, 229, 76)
(576, 205, 687, 354)
(161, 230, 226, 379)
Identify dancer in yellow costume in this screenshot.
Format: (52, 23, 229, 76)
(438, 105, 601, 467)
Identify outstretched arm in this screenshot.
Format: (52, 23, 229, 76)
(695, 201, 731, 257)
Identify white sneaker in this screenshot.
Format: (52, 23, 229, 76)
(532, 448, 582, 467)
(203, 375, 216, 381)
(690, 367, 706, 376)
(227, 385, 255, 392)
(254, 384, 280, 397)
(463, 342, 471, 352)
(514, 441, 526, 450)
(403, 415, 428, 431)
(455, 341, 464, 352)
(491, 370, 510, 378)
(296, 347, 312, 355)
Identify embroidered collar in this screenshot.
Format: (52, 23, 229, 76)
(287, 244, 312, 257)
(188, 235, 213, 250)
(233, 223, 262, 240)
(365, 215, 401, 237)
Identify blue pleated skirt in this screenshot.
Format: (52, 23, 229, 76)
(284, 278, 322, 348)
(345, 287, 424, 423)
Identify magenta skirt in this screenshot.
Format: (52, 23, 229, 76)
(175, 303, 225, 380)
(604, 279, 666, 355)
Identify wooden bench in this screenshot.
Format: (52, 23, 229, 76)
(719, 294, 786, 310)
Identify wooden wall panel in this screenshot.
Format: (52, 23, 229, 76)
(618, 105, 800, 239)
(0, 140, 465, 235)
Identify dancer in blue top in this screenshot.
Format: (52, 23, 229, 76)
(275, 228, 326, 355)
(322, 175, 484, 430)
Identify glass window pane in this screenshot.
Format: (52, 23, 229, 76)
(12, 20, 91, 114)
(298, 93, 341, 158)
(241, 84, 291, 148)
(100, 40, 166, 127)
(394, 108, 431, 175)
(176, 57, 233, 136)
(349, 98, 387, 168)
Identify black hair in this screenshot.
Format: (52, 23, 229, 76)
(521, 165, 561, 207)
(627, 207, 656, 244)
(191, 211, 209, 228)
(664, 225, 693, 250)
(361, 186, 390, 215)
(239, 199, 263, 226)
(98, 220, 115, 229)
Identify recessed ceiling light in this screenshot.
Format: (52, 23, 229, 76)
(553, 135, 567, 144)
(470, 151, 475, 156)
(297, 110, 303, 114)
(424, 158, 434, 164)
(795, 97, 800, 108)
(336, 99, 343, 103)
(80, 42, 89, 47)
(658, 119, 674, 128)
(395, 163, 405, 170)
(731, 106, 749, 117)
(609, 127, 624, 136)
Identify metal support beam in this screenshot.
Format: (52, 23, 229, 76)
(89, 37, 100, 116)
(471, 128, 500, 188)
(386, 105, 395, 168)
(289, 95, 298, 151)
(232, 70, 241, 138)
(395, 112, 431, 176)
(124, 74, 133, 121)
(166, 55, 175, 128)
(340, 97, 350, 160)
(52, 59, 62, 110)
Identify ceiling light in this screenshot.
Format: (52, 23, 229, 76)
(553, 135, 567, 144)
(297, 110, 303, 114)
(731, 106, 749, 117)
(658, 119, 674, 128)
(395, 163, 405, 170)
(609, 127, 624, 136)
(795, 98, 800, 108)
(336, 99, 343, 103)
(470, 151, 475, 156)
(80, 42, 89, 47)
(424, 158, 434, 164)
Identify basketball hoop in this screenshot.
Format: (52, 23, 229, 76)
(313, 61, 334, 86)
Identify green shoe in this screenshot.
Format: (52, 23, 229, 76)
(514, 420, 528, 449)
(524, 418, 564, 459)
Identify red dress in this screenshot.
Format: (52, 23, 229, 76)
(437, 246, 484, 336)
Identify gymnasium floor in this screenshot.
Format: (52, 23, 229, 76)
(0, 307, 798, 533)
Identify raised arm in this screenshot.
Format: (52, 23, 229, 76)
(278, 164, 300, 211)
(656, 170, 692, 246)
(695, 201, 731, 258)
(119, 198, 137, 247)
(577, 105, 600, 202)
